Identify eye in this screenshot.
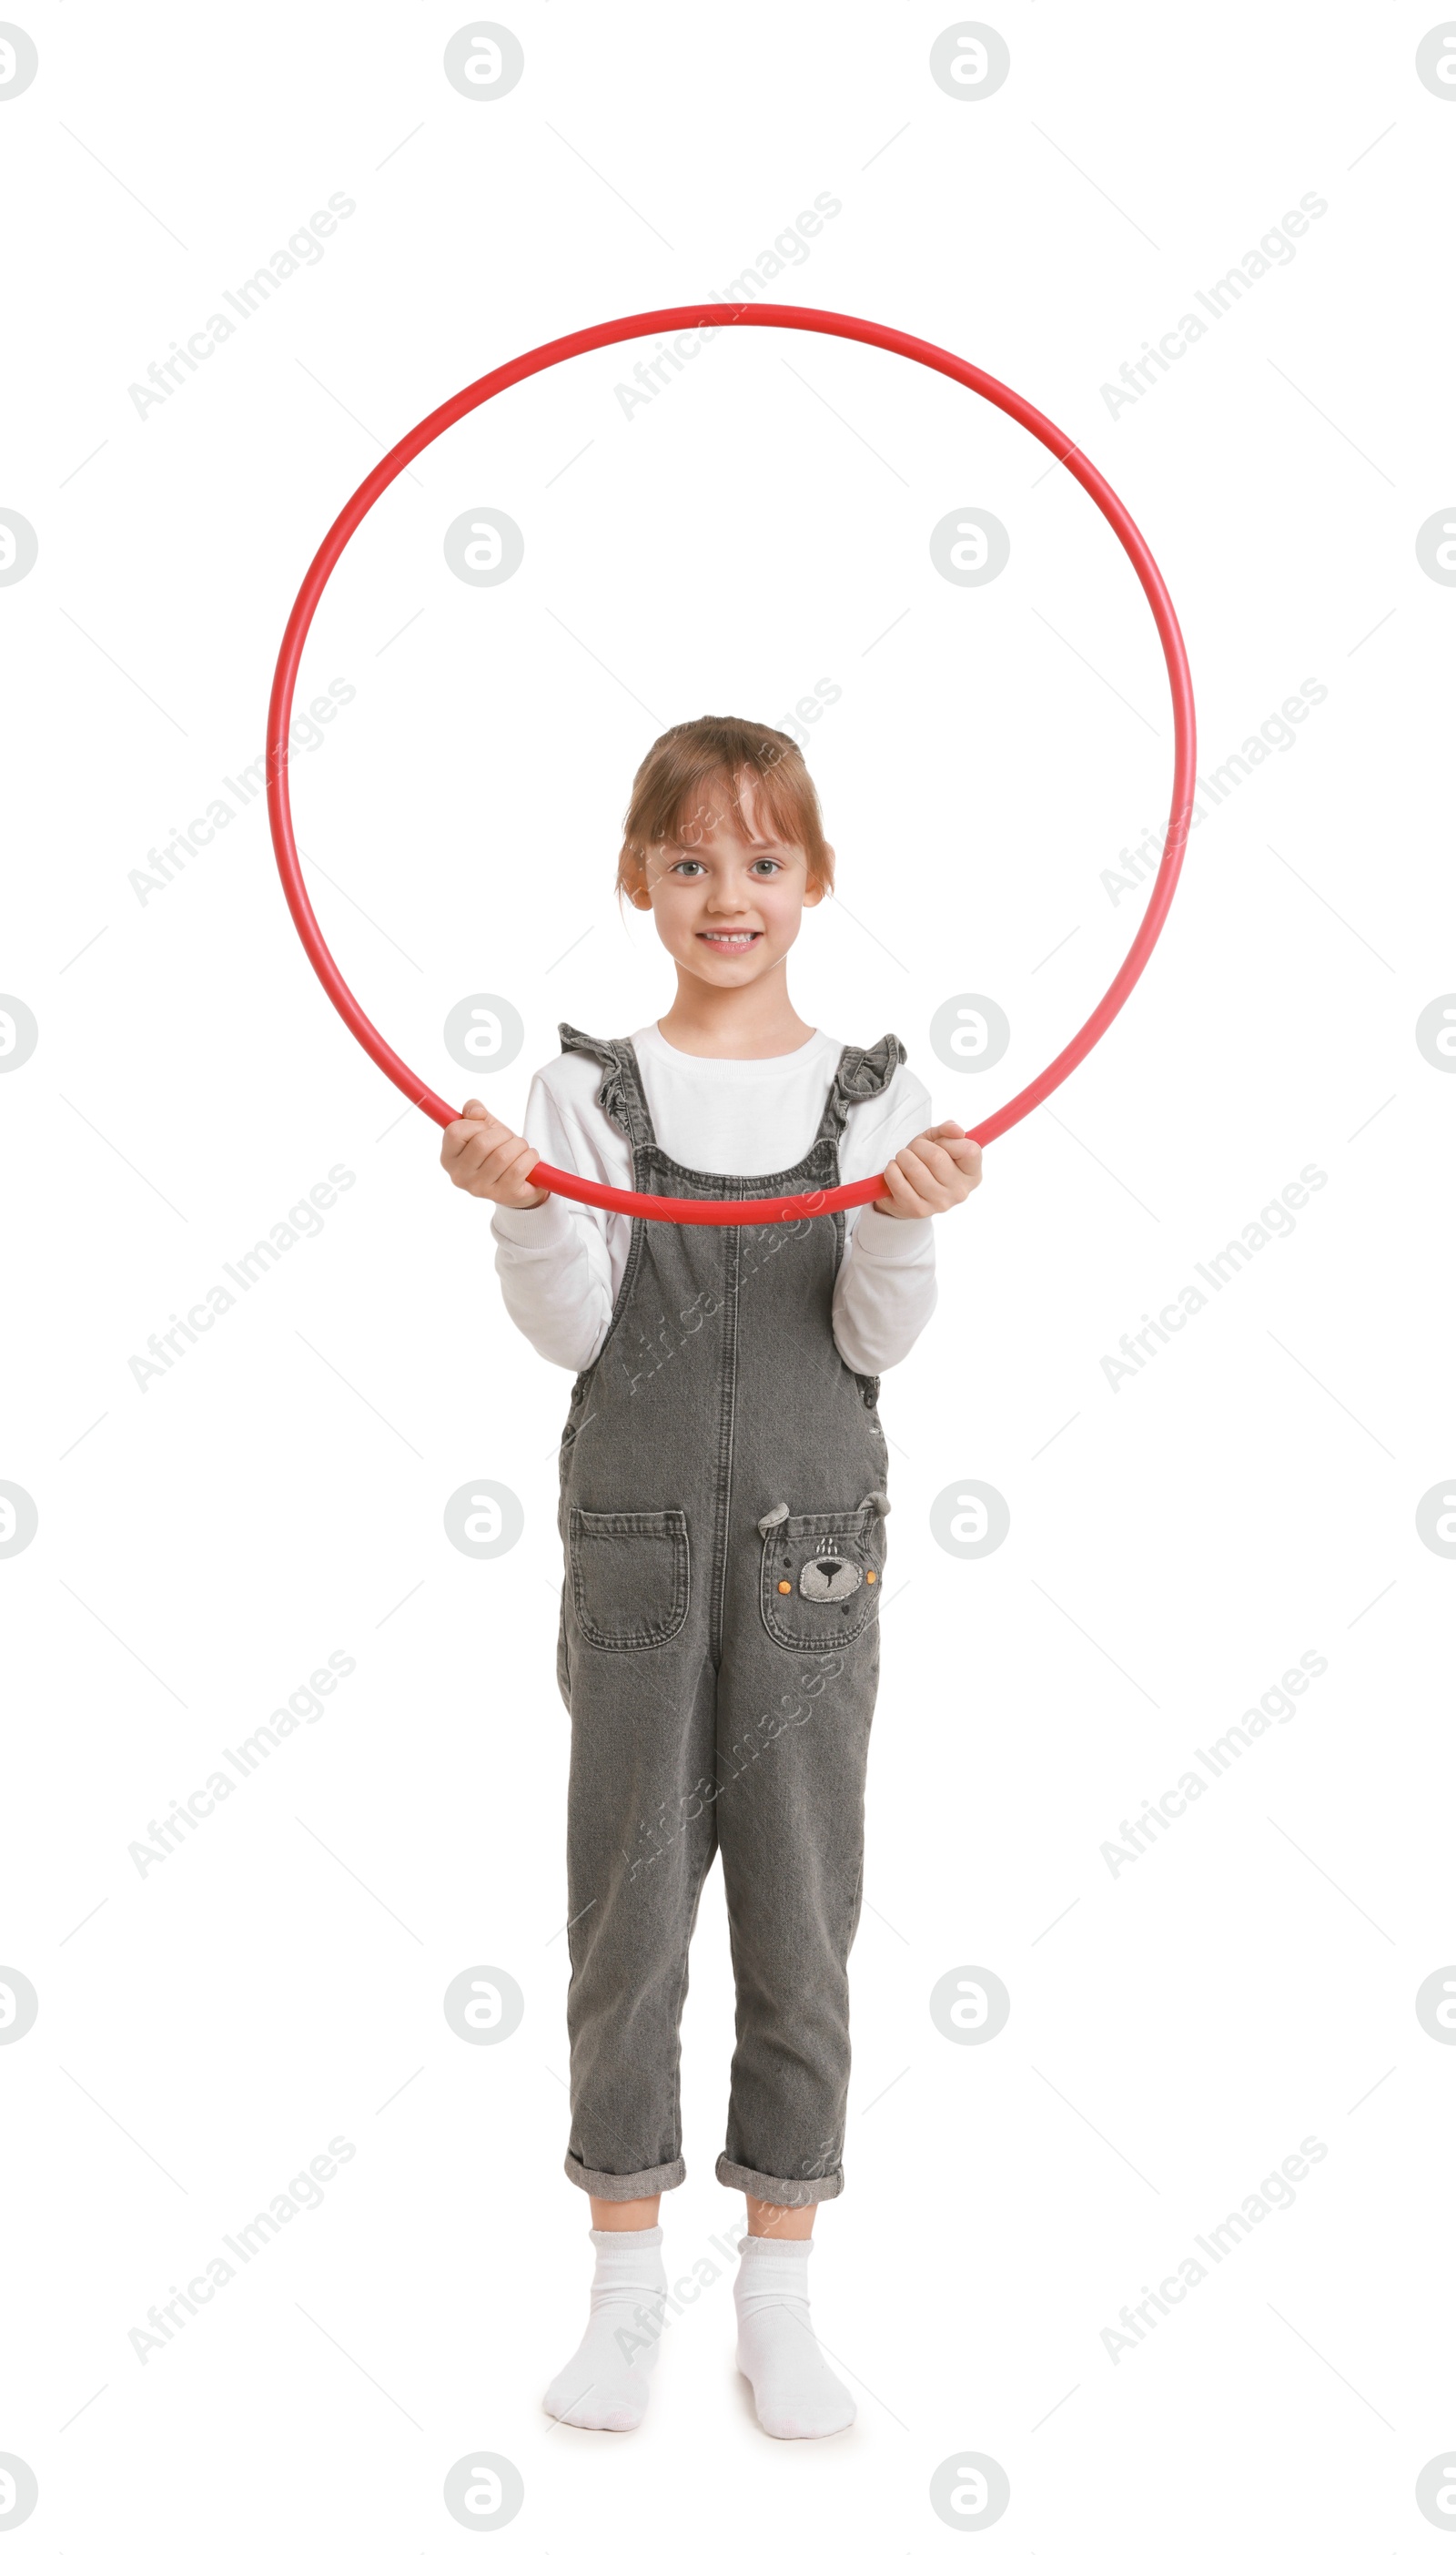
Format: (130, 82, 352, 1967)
(750, 857, 784, 877)
(670, 857, 706, 877)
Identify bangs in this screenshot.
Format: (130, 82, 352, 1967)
(617, 715, 835, 899)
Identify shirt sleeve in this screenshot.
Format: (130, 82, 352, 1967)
(489, 1077, 620, 1374)
(831, 1066, 941, 1374)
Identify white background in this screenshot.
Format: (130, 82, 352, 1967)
(3, 2, 1454, 2545)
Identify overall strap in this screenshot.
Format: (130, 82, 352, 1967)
(814, 1032, 906, 1147)
(557, 1022, 656, 1150)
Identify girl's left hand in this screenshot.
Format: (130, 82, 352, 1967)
(873, 1120, 984, 1218)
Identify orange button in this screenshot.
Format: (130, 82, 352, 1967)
(867, 1570, 876, 1584)
(778, 1580, 792, 1594)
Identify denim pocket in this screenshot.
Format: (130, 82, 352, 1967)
(759, 1500, 886, 1652)
(568, 1506, 690, 1650)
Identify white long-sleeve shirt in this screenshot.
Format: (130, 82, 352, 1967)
(490, 1024, 938, 1375)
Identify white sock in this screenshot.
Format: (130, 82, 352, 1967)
(543, 2225, 668, 2432)
(733, 2236, 856, 2440)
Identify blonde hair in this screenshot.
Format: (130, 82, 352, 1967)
(616, 715, 834, 905)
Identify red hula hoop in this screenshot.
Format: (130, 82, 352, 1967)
(267, 302, 1195, 1227)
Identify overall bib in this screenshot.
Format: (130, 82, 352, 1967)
(553, 1021, 904, 2208)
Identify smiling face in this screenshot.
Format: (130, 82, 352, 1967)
(628, 765, 824, 989)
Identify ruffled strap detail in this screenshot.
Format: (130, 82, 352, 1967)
(557, 1022, 653, 1147)
(814, 1032, 906, 1144)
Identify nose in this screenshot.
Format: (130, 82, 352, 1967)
(817, 1557, 844, 1582)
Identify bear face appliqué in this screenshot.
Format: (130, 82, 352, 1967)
(798, 1550, 864, 1602)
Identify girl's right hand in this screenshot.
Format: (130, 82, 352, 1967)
(440, 1100, 546, 1207)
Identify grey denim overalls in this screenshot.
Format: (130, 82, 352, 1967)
(553, 1020, 904, 2208)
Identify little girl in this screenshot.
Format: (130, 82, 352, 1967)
(440, 715, 981, 2439)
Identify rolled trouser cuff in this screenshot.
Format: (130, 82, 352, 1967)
(564, 2149, 687, 2200)
(714, 2152, 844, 2205)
